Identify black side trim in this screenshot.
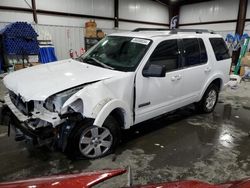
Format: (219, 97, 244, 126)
(138, 102, 151, 108)
(132, 75, 136, 123)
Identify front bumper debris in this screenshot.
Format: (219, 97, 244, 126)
(2, 94, 77, 149)
(2, 94, 63, 145)
(4, 94, 64, 129)
(4, 106, 57, 145)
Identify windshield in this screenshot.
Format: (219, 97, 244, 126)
(77, 36, 152, 71)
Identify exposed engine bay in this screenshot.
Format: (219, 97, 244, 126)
(2, 85, 88, 150)
(7, 85, 85, 130)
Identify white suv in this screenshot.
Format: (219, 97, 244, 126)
(2, 29, 231, 159)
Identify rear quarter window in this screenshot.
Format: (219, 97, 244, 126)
(209, 38, 230, 61)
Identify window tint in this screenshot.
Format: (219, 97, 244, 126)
(183, 38, 200, 66)
(209, 38, 230, 61)
(198, 38, 208, 63)
(149, 39, 179, 72)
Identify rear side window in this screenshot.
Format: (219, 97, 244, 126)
(209, 38, 230, 61)
(182, 38, 208, 66)
(183, 38, 201, 66)
(149, 39, 180, 72)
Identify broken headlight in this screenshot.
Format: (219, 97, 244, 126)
(44, 86, 84, 113)
(68, 99, 84, 114)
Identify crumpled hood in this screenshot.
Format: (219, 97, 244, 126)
(3, 59, 124, 101)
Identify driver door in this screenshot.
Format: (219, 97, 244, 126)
(135, 39, 184, 124)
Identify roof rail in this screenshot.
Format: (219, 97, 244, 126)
(132, 28, 170, 32)
(132, 28, 216, 34)
(169, 29, 215, 34)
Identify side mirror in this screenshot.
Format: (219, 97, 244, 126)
(142, 64, 166, 77)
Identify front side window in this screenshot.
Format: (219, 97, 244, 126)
(148, 39, 180, 72)
(77, 36, 152, 72)
(209, 38, 230, 61)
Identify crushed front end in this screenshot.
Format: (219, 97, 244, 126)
(2, 90, 82, 150)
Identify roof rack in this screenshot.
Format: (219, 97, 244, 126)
(132, 28, 215, 34)
(169, 29, 215, 34)
(132, 28, 170, 32)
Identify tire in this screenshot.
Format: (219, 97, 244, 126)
(196, 84, 219, 113)
(67, 116, 121, 159)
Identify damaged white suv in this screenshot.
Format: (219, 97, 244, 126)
(2, 29, 231, 158)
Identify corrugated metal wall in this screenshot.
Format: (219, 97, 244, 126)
(179, 0, 240, 38)
(180, 0, 239, 24)
(33, 25, 85, 60)
(0, 21, 139, 60)
(119, 0, 169, 23)
(0, 0, 169, 60)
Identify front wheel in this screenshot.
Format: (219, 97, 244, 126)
(67, 116, 121, 159)
(196, 84, 219, 113)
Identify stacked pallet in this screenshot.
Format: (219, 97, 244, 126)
(84, 20, 105, 51)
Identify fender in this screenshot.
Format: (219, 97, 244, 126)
(93, 99, 133, 129)
(198, 73, 224, 101)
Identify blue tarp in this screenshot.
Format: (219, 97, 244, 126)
(39, 46, 57, 63)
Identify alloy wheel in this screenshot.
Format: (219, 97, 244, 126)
(79, 126, 113, 158)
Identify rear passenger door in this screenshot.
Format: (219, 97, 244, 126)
(178, 38, 211, 105)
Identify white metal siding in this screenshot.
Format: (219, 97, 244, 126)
(179, 0, 239, 24)
(36, 0, 114, 18)
(33, 25, 84, 60)
(119, 0, 169, 23)
(245, 22, 250, 30)
(246, 1, 250, 19)
(37, 15, 114, 28)
(0, 11, 33, 23)
(119, 21, 168, 31)
(179, 23, 237, 38)
(0, 0, 169, 60)
(0, 0, 31, 8)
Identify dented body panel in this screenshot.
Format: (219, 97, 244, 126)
(3, 59, 124, 101)
(3, 59, 134, 130)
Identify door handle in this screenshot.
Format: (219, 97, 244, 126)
(204, 67, 212, 73)
(171, 75, 182, 81)
(171, 76, 177, 81)
(176, 75, 182, 80)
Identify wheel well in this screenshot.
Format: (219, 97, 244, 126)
(211, 78, 222, 91)
(109, 108, 125, 129)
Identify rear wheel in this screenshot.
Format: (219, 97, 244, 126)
(67, 116, 121, 159)
(196, 84, 219, 113)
